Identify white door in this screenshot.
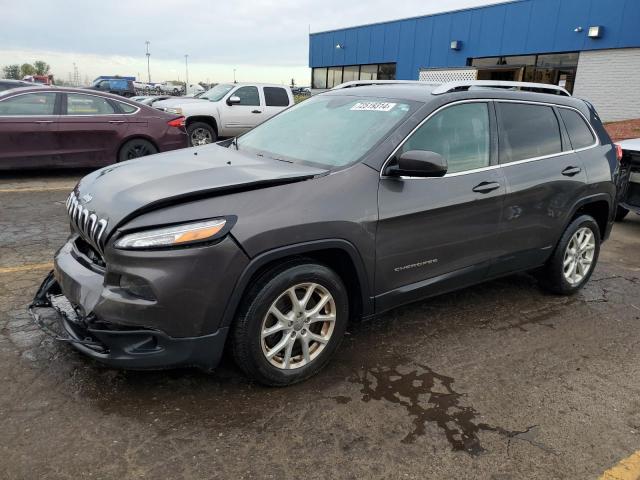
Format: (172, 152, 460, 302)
(222, 86, 265, 136)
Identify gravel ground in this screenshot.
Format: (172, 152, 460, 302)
(1, 171, 639, 480)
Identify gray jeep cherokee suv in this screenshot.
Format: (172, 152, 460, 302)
(31, 80, 621, 386)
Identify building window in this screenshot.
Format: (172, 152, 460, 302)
(311, 63, 396, 89)
(469, 52, 579, 94)
(312, 68, 328, 89)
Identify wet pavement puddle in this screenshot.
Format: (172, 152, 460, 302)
(350, 362, 555, 456)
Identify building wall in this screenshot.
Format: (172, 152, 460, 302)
(310, 0, 640, 80)
(574, 48, 640, 122)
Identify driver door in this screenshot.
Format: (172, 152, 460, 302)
(375, 101, 506, 311)
(222, 86, 265, 136)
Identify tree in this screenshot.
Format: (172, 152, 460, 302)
(33, 60, 50, 76)
(21, 63, 36, 77)
(2, 64, 20, 79)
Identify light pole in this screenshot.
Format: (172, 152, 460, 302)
(184, 54, 189, 86)
(145, 40, 151, 83)
(233, 68, 237, 83)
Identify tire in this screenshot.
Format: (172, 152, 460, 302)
(118, 138, 158, 162)
(615, 206, 629, 222)
(231, 261, 349, 386)
(173, 88, 180, 95)
(187, 122, 216, 146)
(537, 215, 601, 295)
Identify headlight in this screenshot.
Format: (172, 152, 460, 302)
(115, 219, 227, 249)
(166, 107, 183, 115)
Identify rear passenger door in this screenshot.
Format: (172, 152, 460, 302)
(491, 101, 588, 276)
(222, 86, 264, 136)
(262, 86, 292, 119)
(57, 92, 129, 167)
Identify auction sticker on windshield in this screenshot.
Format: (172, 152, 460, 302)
(350, 102, 397, 112)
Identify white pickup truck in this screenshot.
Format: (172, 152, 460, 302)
(153, 83, 294, 146)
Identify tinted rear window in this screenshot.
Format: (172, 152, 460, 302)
(498, 103, 562, 163)
(559, 108, 595, 150)
(264, 87, 290, 107)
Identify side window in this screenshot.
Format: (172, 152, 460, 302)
(232, 86, 260, 106)
(401, 103, 491, 174)
(498, 103, 562, 163)
(116, 101, 138, 114)
(264, 87, 290, 107)
(66, 94, 116, 115)
(0, 92, 57, 116)
(559, 108, 596, 150)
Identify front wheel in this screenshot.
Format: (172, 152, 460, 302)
(231, 261, 349, 386)
(118, 139, 158, 162)
(187, 122, 216, 146)
(537, 215, 600, 295)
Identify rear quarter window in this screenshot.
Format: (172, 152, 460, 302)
(559, 108, 596, 150)
(264, 87, 290, 107)
(498, 103, 562, 163)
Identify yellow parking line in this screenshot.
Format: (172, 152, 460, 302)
(0, 187, 71, 193)
(600, 450, 640, 480)
(0, 263, 52, 274)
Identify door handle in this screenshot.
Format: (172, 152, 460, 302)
(472, 181, 501, 194)
(34, 120, 54, 124)
(562, 166, 582, 177)
(251, 110, 262, 114)
(109, 120, 125, 124)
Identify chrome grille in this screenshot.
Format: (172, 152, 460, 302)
(66, 192, 108, 255)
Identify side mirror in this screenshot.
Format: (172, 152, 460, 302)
(387, 150, 448, 177)
(227, 96, 241, 106)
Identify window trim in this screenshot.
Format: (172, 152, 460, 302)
(380, 99, 600, 180)
(60, 92, 140, 116)
(0, 91, 60, 117)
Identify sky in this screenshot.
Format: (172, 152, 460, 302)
(0, 0, 509, 86)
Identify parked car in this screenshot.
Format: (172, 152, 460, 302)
(292, 86, 311, 96)
(0, 86, 187, 169)
(133, 81, 153, 94)
(0, 79, 44, 91)
(130, 95, 174, 106)
(88, 78, 136, 98)
(155, 81, 184, 95)
(31, 80, 618, 386)
(153, 83, 294, 146)
(185, 83, 205, 96)
(615, 138, 640, 221)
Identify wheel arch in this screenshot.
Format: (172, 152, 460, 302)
(566, 193, 612, 241)
(186, 115, 218, 136)
(220, 239, 374, 330)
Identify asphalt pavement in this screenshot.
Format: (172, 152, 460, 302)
(1, 171, 639, 480)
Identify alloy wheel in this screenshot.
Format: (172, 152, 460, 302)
(563, 227, 596, 286)
(126, 144, 151, 159)
(260, 283, 336, 370)
(190, 128, 213, 146)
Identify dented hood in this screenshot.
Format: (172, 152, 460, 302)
(72, 143, 325, 237)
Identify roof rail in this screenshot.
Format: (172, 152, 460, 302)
(431, 80, 571, 96)
(332, 80, 439, 90)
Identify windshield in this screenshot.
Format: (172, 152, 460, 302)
(201, 84, 234, 101)
(236, 95, 416, 168)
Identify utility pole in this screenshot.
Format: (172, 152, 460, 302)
(233, 68, 237, 83)
(145, 40, 151, 83)
(185, 54, 189, 86)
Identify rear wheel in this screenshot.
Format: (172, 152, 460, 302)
(118, 139, 158, 162)
(187, 122, 216, 146)
(537, 215, 600, 295)
(615, 206, 629, 222)
(231, 261, 349, 386)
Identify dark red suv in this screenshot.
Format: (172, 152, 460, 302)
(0, 86, 187, 169)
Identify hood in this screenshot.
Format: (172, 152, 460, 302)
(153, 97, 207, 109)
(71, 144, 325, 242)
(618, 138, 640, 153)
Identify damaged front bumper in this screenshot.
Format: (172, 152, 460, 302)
(29, 271, 228, 370)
